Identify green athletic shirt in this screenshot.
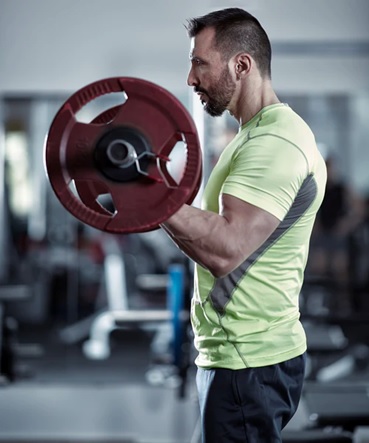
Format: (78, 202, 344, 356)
(192, 103, 327, 369)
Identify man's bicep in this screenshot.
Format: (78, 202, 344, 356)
(221, 193, 280, 256)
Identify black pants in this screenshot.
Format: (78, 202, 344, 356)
(196, 353, 306, 443)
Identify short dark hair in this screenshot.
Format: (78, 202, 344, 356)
(185, 8, 272, 78)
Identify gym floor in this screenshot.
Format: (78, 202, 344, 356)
(0, 325, 199, 443)
(0, 323, 310, 443)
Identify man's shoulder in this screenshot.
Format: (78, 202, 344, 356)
(240, 106, 316, 163)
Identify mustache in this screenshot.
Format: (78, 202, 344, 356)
(194, 86, 208, 95)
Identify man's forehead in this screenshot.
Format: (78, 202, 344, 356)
(189, 27, 216, 57)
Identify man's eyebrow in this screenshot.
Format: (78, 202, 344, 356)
(189, 54, 204, 63)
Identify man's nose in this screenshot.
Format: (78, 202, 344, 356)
(187, 67, 197, 87)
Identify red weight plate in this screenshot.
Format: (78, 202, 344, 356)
(44, 77, 202, 233)
(74, 106, 203, 225)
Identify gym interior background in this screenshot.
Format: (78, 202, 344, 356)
(1, 0, 369, 442)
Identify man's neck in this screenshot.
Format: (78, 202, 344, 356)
(232, 79, 280, 127)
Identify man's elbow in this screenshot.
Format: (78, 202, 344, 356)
(206, 257, 236, 279)
(210, 268, 229, 279)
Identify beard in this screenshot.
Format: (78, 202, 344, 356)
(196, 66, 236, 117)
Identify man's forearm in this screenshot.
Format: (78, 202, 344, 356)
(161, 204, 234, 277)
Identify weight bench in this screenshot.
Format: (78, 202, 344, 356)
(282, 429, 353, 442)
(303, 382, 369, 432)
(304, 321, 351, 381)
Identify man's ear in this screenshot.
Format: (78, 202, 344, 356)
(234, 53, 252, 76)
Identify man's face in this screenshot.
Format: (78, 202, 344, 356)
(188, 28, 236, 117)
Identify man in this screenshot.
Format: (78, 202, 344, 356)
(161, 8, 327, 443)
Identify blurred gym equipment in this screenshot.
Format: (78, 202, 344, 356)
(0, 103, 38, 383)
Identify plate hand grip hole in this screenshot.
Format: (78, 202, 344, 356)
(75, 92, 127, 123)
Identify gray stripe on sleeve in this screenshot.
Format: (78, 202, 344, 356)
(209, 174, 318, 315)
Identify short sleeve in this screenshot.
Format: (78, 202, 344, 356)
(221, 135, 309, 220)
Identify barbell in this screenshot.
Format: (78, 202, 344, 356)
(44, 77, 202, 233)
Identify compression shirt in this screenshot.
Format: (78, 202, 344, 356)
(192, 103, 327, 369)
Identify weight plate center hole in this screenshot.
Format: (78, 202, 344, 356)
(107, 140, 136, 168)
